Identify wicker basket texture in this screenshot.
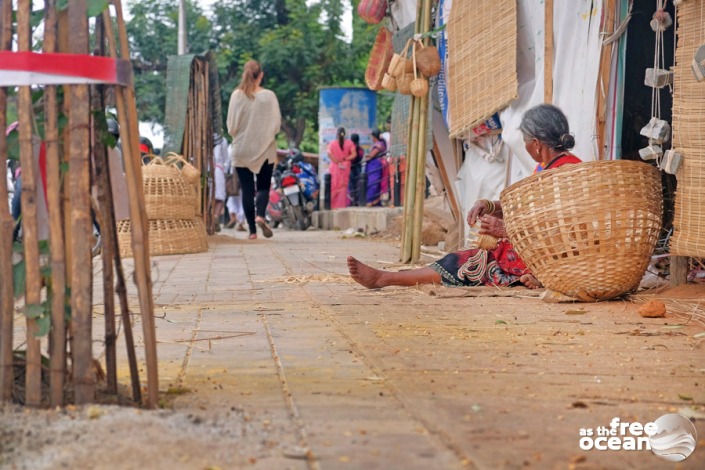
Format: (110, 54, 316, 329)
(500, 160, 663, 301)
(142, 176, 197, 220)
(117, 218, 208, 258)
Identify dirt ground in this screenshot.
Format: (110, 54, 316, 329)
(1, 229, 704, 470)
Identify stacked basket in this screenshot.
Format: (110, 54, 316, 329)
(118, 155, 207, 258)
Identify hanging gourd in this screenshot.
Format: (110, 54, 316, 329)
(358, 0, 388, 25)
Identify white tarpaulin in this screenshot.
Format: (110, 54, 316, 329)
(454, 0, 603, 239)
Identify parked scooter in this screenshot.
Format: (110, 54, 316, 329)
(269, 148, 319, 231)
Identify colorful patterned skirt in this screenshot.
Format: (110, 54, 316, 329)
(429, 239, 530, 287)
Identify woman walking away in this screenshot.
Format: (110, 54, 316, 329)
(227, 60, 281, 239)
(327, 127, 356, 209)
(348, 103, 581, 289)
(365, 129, 389, 206)
(348, 133, 364, 206)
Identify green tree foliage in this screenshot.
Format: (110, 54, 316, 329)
(126, 0, 379, 152)
(126, 0, 212, 123)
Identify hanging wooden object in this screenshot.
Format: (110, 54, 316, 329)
(357, 0, 387, 25)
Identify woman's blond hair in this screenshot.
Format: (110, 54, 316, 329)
(238, 60, 262, 99)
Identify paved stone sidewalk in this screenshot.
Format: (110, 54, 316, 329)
(90, 227, 704, 469)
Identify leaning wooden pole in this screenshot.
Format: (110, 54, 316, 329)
(91, 16, 118, 395)
(401, 96, 421, 263)
(410, 0, 433, 263)
(18, 0, 43, 407)
(108, 0, 159, 408)
(43, 0, 68, 408)
(411, 93, 430, 262)
(68, 0, 95, 405)
(0, 0, 15, 402)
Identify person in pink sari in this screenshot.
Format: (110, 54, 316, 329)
(327, 127, 356, 209)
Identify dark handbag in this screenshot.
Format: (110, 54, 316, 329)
(225, 172, 240, 197)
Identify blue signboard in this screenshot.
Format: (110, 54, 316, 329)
(318, 87, 377, 177)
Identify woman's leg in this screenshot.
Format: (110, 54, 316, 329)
(254, 162, 274, 219)
(235, 167, 256, 235)
(347, 256, 441, 289)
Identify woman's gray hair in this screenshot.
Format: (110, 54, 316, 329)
(519, 104, 575, 151)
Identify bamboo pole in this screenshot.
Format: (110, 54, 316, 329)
(410, 0, 433, 262)
(67, 0, 94, 405)
(108, 0, 159, 408)
(401, 96, 421, 263)
(544, 0, 554, 103)
(411, 94, 429, 262)
(18, 0, 43, 407)
(43, 0, 67, 408)
(94, 10, 141, 397)
(0, 0, 15, 402)
(91, 16, 118, 395)
(113, 231, 142, 403)
(595, 0, 616, 159)
(57, 7, 74, 391)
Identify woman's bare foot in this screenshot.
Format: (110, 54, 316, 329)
(520, 274, 542, 289)
(347, 256, 385, 289)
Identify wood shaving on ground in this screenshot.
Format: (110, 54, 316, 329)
(256, 274, 355, 284)
(415, 285, 544, 298)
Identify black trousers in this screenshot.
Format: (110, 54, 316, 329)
(235, 162, 274, 235)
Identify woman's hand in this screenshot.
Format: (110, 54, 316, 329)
(478, 214, 508, 239)
(467, 200, 491, 226)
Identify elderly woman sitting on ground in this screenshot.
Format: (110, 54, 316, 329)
(347, 104, 581, 290)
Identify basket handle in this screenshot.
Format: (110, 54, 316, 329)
(412, 41, 418, 80)
(163, 152, 192, 168)
(142, 154, 165, 166)
(400, 38, 412, 58)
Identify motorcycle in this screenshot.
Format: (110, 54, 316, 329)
(268, 148, 319, 231)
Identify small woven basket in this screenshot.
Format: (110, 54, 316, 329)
(410, 44, 429, 97)
(382, 73, 397, 92)
(165, 152, 200, 184)
(500, 160, 663, 301)
(388, 39, 412, 78)
(117, 218, 208, 258)
(415, 41, 442, 77)
(397, 72, 413, 95)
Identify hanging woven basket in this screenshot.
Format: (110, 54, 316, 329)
(397, 72, 413, 95)
(415, 40, 442, 77)
(410, 43, 429, 97)
(357, 0, 387, 25)
(365, 28, 394, 91)
(388, 39, 413, 79)
(117, 218, 208, 258)
(500, 160, 663, 302)
(382, 73, 397, 92)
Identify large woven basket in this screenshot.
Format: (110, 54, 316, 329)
(117, 218, 208, 258)
(500, 160, 663, 301)
(142, 157, 197, 220)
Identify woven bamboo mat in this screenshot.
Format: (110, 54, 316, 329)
(446, 0, 517, 139)
(163, 54, 196, 154)
(671, 0, 705, 257)
(390, 23, 415, 159)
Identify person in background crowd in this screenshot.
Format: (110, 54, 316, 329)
(348, 133, 364, 206)
(227, 59, 281, 239)
(348, 104, 581, 290)
(327, 126, 356, 209)
(364, 129, 389, 206)
(212, 132, 229, 232)
(380, 116, 391, 150)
